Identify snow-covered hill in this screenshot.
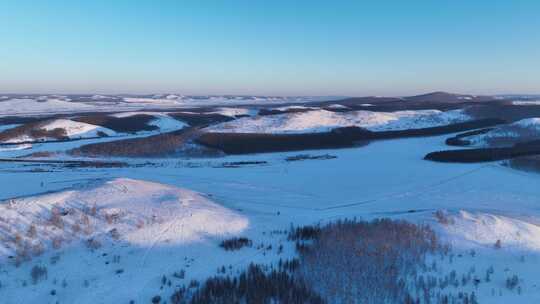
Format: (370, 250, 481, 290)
(436, 210, 540, 251)
(1, 119, 117, 144)
(0, 178, 248, 261)
(41, 119, 117, 139)
(459, 118, 540, 147)
(110, 112, 188, 133)
(205, 109, 470, 134)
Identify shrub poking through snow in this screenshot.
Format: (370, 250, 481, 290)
(219, 237, 252, 251)
(49, 207, 64, 229)
(287, 225, 321, 241)
(51, 237, 63, 250)
(506, 275, 520, 290)
(85, 238, 102, 250)
(30, 265, 47, 284)
(434, 210, 454, 225)
(26, 225, 37, 238)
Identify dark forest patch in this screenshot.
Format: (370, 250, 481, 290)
(196, 130, 367, 154)
(425, 140, 540, 163)
(285, 154, 337, 162)
(73, 114, 158, 133)
(69, 128, 203, 158)
(258, 107, 315, 116)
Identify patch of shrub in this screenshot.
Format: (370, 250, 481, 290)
(85, 238, 102, 250)
(434, 210, 454, 225)
(288, 225, 321, 241)
(219, 237, 252, 251)
(30, 265, 48, 284)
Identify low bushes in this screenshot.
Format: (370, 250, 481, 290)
(219, 237, 252, 251)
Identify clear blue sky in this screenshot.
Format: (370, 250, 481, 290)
(0, 0, 538, 96)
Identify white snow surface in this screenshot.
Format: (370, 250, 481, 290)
(209, 107, 256, 117)
(0, 98, 95, 116)
(512, 100, 540, 105)
(205, 109, 470, 133)
(514, 117, 540, 129)
(438, 210, 540, 251)
(0, 178, 248, 259)
(1, 134, 540, 303)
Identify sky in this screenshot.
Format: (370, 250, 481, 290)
(0, 0, 538, 96)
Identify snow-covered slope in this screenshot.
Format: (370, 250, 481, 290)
(2, 119, 117, 144)
(205, 109, 470, 134)
(0, 178, 248, 260)
(460, 118, 540, 147)
(41, 119, 117, 138)
(436, 210, 540, 251)
(111, 112, 188, 133)
(208, 107, 256, 117)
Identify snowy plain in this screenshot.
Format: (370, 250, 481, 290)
(1, 96, 540, 303)
(0, 134, 540, 303)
